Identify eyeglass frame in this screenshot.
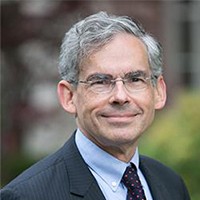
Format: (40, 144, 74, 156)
(70, 70, 158, 94)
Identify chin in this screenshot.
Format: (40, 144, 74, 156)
(104, 133, 139, 146)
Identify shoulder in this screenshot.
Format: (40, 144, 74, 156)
(139, 155, 190, 199)
(7, 144, 66, 186)
(139, 155, 182, 183)
(1, 135, 76, 200)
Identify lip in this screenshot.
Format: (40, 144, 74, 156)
(101, 113, 140, 124)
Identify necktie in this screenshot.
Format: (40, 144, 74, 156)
(122, 164, 146, 200)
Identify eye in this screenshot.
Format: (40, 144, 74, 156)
(87, 74, 113, 86)
(90, 78, 111, 85)
(125, 71, 147, 84)
(129, 76, 145, 83)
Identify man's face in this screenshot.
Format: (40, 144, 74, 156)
(66, 33, 166, 153)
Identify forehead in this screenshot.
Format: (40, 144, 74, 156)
(80, 33, 150, 77)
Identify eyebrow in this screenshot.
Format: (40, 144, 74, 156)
(85, 70, 148, 80)
(125, 70, 148, 77)
(86, 73, 113, 81)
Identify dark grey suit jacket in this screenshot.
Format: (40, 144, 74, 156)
(1, 133, 190, 200)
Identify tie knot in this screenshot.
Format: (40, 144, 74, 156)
(122, 164, 146, 200)
(122, 164, 142, 190)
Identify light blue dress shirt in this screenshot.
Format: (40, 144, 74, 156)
(75, 129, 153, 200)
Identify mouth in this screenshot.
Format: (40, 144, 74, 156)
(101, 112, 140, 124)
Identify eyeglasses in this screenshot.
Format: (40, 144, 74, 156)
(77, 71, 157, 94)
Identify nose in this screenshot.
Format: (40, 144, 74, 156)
(109, 80, 130, 105)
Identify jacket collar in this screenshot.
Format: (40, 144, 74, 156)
(62, 133, 170, 200)
(139, 155, 170, 200)
(62, 132, 106, 199)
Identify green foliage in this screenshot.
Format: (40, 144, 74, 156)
(140, 91, 200, 200)
(1, 154, 37, 187)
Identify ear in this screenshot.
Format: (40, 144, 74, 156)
(57, 80, 77, 114)
(154, 76, 167, 110)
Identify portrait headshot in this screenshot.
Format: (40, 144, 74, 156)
(1, 1, 199, 200)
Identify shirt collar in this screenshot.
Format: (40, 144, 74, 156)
(75, 129, 139, 191)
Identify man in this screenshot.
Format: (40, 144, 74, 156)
(1, 12, 190, 200)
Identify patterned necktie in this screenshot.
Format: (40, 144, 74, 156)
(122, 164, 146, 200)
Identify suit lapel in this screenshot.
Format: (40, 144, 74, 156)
(139, 156, 170, 200)
(62, 133, 172, 200)
(62, 133, 106, 200)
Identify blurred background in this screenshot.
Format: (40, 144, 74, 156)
(1, 0, 200, 199)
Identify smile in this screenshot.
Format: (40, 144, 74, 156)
(101, 113, 140, 124)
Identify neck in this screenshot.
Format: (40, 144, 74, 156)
(100, 143, 138, 163)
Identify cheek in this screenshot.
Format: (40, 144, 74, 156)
(144, 93, 157, 123)
(134, 92, 156, 132)
(75, 92, 108, 133)
(137, 90, 156, 117)
(134, 88, 155, 105)
(75, 92, 102, 118)
(145, 95, 155, 112)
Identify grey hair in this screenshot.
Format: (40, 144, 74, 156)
(58, 11, 163, 85)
